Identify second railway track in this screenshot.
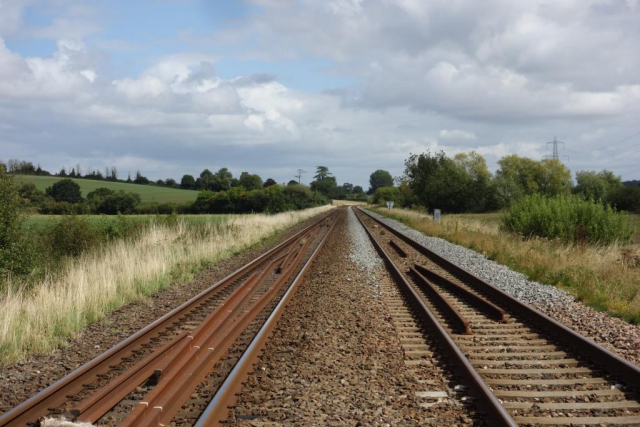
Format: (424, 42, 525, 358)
(355, 207, 640, 426)
(0, 209, 341, 427)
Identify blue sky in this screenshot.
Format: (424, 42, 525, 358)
(1, 0, 639, 186)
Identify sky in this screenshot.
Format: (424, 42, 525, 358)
(0, 0, 639, 188)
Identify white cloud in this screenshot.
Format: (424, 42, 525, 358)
(439, 129, 477, 141)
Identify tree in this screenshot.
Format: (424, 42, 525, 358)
(59, 167, 67, 177)
(181, 174, 196, 189)
(310, 176, 338, 199)
(156, 179, 164, 186)
(134, 171, 149, 185)
(287, 180, 298, 186)
(373, 186, 404, 206)
(164, 178, 177, 187)
(353, 185, 364, 194)
(239, 172, 263, 191)
(126, 173, 132, 183)
(263, 178, 277, 188)
(368, 170, 394, 194)
(313, 166, 332, 181)
(0, 167, 30, 276)
(87, 187, 115, 201)
(574, 170, 623, 201)
(97, 191, 141, 214)
(46, 179, 82, 203)
(539, 159, 571, 196)
(342, 182, 354, 194)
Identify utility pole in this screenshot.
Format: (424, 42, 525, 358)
(295, 168, 307, 184)
(544, 137, 568, 162)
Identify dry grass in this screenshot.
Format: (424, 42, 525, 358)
(332, 200, 366, 206)
(371, 207, 640, 323)
(0, 206, 333, 366)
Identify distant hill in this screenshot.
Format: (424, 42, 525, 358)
(623, 180, 640, 187)
(16, 175, 199, 204)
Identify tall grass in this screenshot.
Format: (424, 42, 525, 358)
(502, 194, 633, 244)
(370, 207, 640, 323)
(0, 206, 333, 366)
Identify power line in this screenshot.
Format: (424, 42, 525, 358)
(600, 145, 640, 167)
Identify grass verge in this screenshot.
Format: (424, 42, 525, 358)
(0, 206, 333, 366)
(370, 207, 640, 323)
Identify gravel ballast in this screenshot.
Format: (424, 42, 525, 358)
(363, 208, 640, 365)
(227, 211, 474, 425)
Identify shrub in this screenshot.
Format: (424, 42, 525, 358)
(501, 194, 633, 245)
(45, 179, 82, 203)
(87, 187, 115, 201)
(607, 185, 640, 213)
(96, 191, 141, 214)
(0, 169, 35, 277)
(373, 186, 404, 207)
(48, 216, 100, 258)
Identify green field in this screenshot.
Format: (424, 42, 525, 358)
(23, 214, 228, 230)
(16, 175, 199, 204)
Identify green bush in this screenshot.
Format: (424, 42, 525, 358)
(501, 194, 633, 245)
(96, 190, 141, 214)
(1, 169, 35, 277)
(45, 178, 82, 203)
(373, 186, 404, 207)
(48, 216, 100, 258)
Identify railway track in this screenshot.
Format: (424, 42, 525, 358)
(355, 207, 640, 427)
(0, 209, 341, 427)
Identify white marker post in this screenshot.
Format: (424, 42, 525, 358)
(434, 209, 441, 223)
(386, 201, 394, 210)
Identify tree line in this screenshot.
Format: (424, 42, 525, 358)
(370, 151, 640, 214)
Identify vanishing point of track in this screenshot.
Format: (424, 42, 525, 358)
(355, 207, 640, 426)
(0, 209, 341, 427)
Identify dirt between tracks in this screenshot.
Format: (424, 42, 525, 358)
(227, 213, 473, 426)
(0, 214, 325, 415)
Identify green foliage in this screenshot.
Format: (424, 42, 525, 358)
(40, 200, 91, 215)
(0, 168, 34, 277)
(496, 155, 571, 197)
(87, 187, 115, 201)
(373, 187, 404, 206)
(403, 150, 488, 213)
(48, 216, 100, 258)
(369, 170, 394, 194)
(313, 166, 332, 181)
(607, 185, 640, 213)
(46, 178, 83, 203)
(193, 183, 326, 214)
(574, 170, 623, 201)
(310, 176, 338, 199)
(501, 194, 633, 244)
(180, 174, 196, 189)
(96, 191, 142, 214)
(239, 172, 263, 190)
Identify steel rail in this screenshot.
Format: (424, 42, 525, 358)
(413, 264, 505, 322)
(409, 266, 471, 335)
(354, 208, 516, 426)
(195, 210, 343, 426)
(120, 227, 323, 427)
(0, 209, 336, 427)
(357, 207, 640, 386)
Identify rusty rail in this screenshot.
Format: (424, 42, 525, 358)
(413, 264, 506, 322)
(194, 210, 342, 426)
(409, 266, 471, 334)
(0, 209, 337, 427)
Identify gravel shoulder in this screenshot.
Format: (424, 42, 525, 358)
(0, 214, 325, 415)
(364, 208, 640, 366)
